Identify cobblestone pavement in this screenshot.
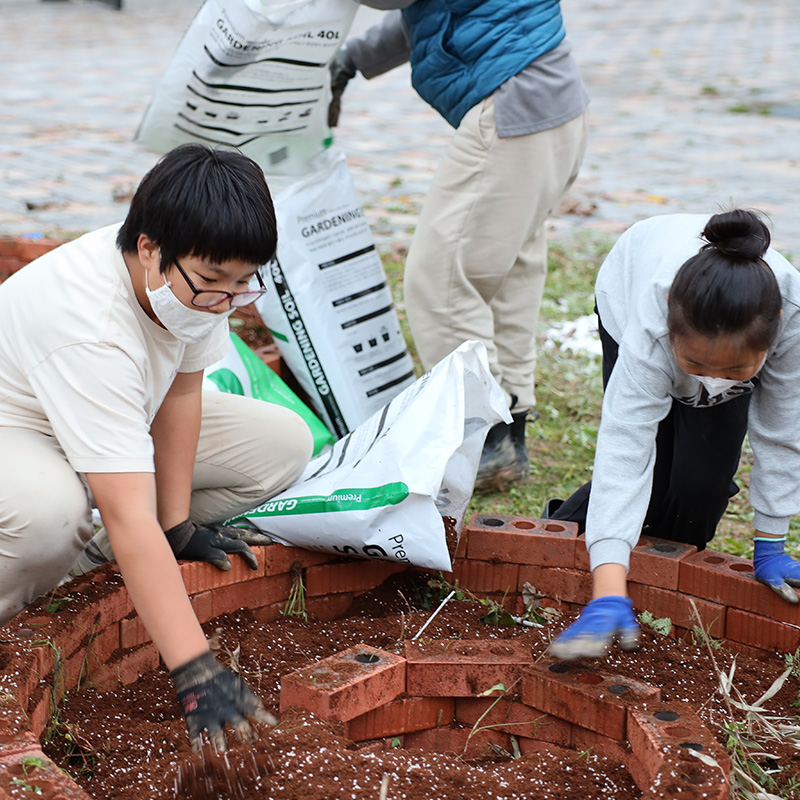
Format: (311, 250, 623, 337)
(1, 0, 799, 255)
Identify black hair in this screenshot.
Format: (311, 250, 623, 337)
(116, 143, 276, 270)
(667, 209, 781, 352)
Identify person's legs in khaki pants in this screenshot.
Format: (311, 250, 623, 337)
(0, 427, 95, 623)
(404, 98, 588, 487)
(61, 392, 313, 583)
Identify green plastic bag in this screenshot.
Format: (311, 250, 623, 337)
(204, 332, 335, 455)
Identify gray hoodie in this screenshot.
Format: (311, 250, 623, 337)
(588, 213, 800, 571)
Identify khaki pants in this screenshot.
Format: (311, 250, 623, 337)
(404, 97, 589, 411)
(0, 392, 313, 623)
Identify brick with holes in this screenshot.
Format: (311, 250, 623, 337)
(522, 658, 661, 740)
(404, 640, 534, 697)
(280, 644, 406, 722)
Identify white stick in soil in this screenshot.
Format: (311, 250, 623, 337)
(412, 589, 456, 641)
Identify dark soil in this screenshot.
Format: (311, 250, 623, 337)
(42, 572, 800, 800)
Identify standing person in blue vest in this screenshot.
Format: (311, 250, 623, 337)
(329, 0, 589, 491)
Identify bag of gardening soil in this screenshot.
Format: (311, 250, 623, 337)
(203, 331, 335, 455)
(255, 149, 416, 438)
(136, 0, 358, 177)
(227, 341, 511, 571)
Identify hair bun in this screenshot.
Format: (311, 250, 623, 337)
(703, 209, 770, 260)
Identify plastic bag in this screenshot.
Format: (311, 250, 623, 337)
(136, 0, 358, 177)
(204, 331, 335, 455)
(256, 149, 416, 437)
(227, 341, 512, 571)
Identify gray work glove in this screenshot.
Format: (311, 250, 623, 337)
(328, 47, 357, 127)
(171, 650, 277, 752)
(164, 520, 272, 571)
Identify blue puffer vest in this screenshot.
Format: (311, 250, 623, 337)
(402, 0, 565, 129)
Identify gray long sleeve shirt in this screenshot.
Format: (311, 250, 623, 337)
(588, 214, 800, 571)
(348, 4, 589, 136)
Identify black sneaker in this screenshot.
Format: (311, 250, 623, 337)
(474, 411, 530, 492)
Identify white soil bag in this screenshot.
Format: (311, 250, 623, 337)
(256, 149, 416, 437)
(228, 341, 512, 571)
(136, 0, 358, 176)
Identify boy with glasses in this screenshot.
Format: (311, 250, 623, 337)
(0, 143, 313, 750)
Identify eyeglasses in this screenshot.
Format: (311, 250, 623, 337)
(173, 259, 267, 308)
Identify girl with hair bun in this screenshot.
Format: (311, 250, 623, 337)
(544, 210, 800, 661)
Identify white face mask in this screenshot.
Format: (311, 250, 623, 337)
(145, 273, 233, 345)
(694, 352, 768, 397)
(694, 375, 743, 397)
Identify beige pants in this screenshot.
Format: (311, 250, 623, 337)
(0, 392, 313, 623)
(404, 97, 589, 411)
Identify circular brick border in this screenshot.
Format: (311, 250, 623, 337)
(0, 512, 792, 797)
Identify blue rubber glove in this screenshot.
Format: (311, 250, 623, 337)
(754, 538, 800, 604)
(548, 596, 640, 661)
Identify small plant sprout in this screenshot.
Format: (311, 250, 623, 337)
(463, 679, 547, 758)
(281, 563, 308, 621)
(638, 610, 672, 636)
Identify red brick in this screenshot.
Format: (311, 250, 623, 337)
(577, 535, 696, 590)
(84, 622, 121, 666)
(120, 615, 149, 650)
(628, 583, 726, 638)
(451, 560, 519, 595)
(4, 650, 48, 710)
(0, 695, 38, 753)
(261, 544, 333, 577)
(571, 725, 630, 762)
(522, 659, 661, 741)
(179, 549, 266, 596)
(0, 748, 92, 799)
(725, 608, 800, 654)
(305, 562, 406, 597)
(211, 574, 293, 617)
(252, 602, 285, 623)
(190, 590, 214, 624)
(26, 691, 51, 740)
(679, 550, 800, 624)
(93, 643, 160, 689)
(517, 565, 592, 605)
(402, 723, 512, 759)
(280, 644, 406, 722)
(404, 639, 533, 697)
(466, 513, 578, 568)
(304, 593, 354, 622)
(721, 638, 773, 661)
(346, 697, 454, 742)
(627, 702, 731, 793)
(455, 696, 571, 746)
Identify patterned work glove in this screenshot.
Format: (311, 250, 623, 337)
(170, 651, 276, 752)
(164, 520, 272, 571)
(753, 537, 800, 604)
(548, 596, 640, 661)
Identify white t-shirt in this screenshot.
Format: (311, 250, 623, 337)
(0, 225, 230, 473)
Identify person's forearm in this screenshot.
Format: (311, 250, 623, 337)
(109, 518, 208, 670)
(592, 562, 628, 598)
(347, 9, 410, 79)
(151, 374, 202, 530)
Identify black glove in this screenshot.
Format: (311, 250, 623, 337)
(328, 47, 357, 127)
(164, 520, 273, 571)
(170, 651, 276, 752)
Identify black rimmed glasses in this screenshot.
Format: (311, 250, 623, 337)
(173, 259, 267, 308)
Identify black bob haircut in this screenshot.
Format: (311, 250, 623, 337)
(667, 209, 781, 353)
(116, 143, 277, 270)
